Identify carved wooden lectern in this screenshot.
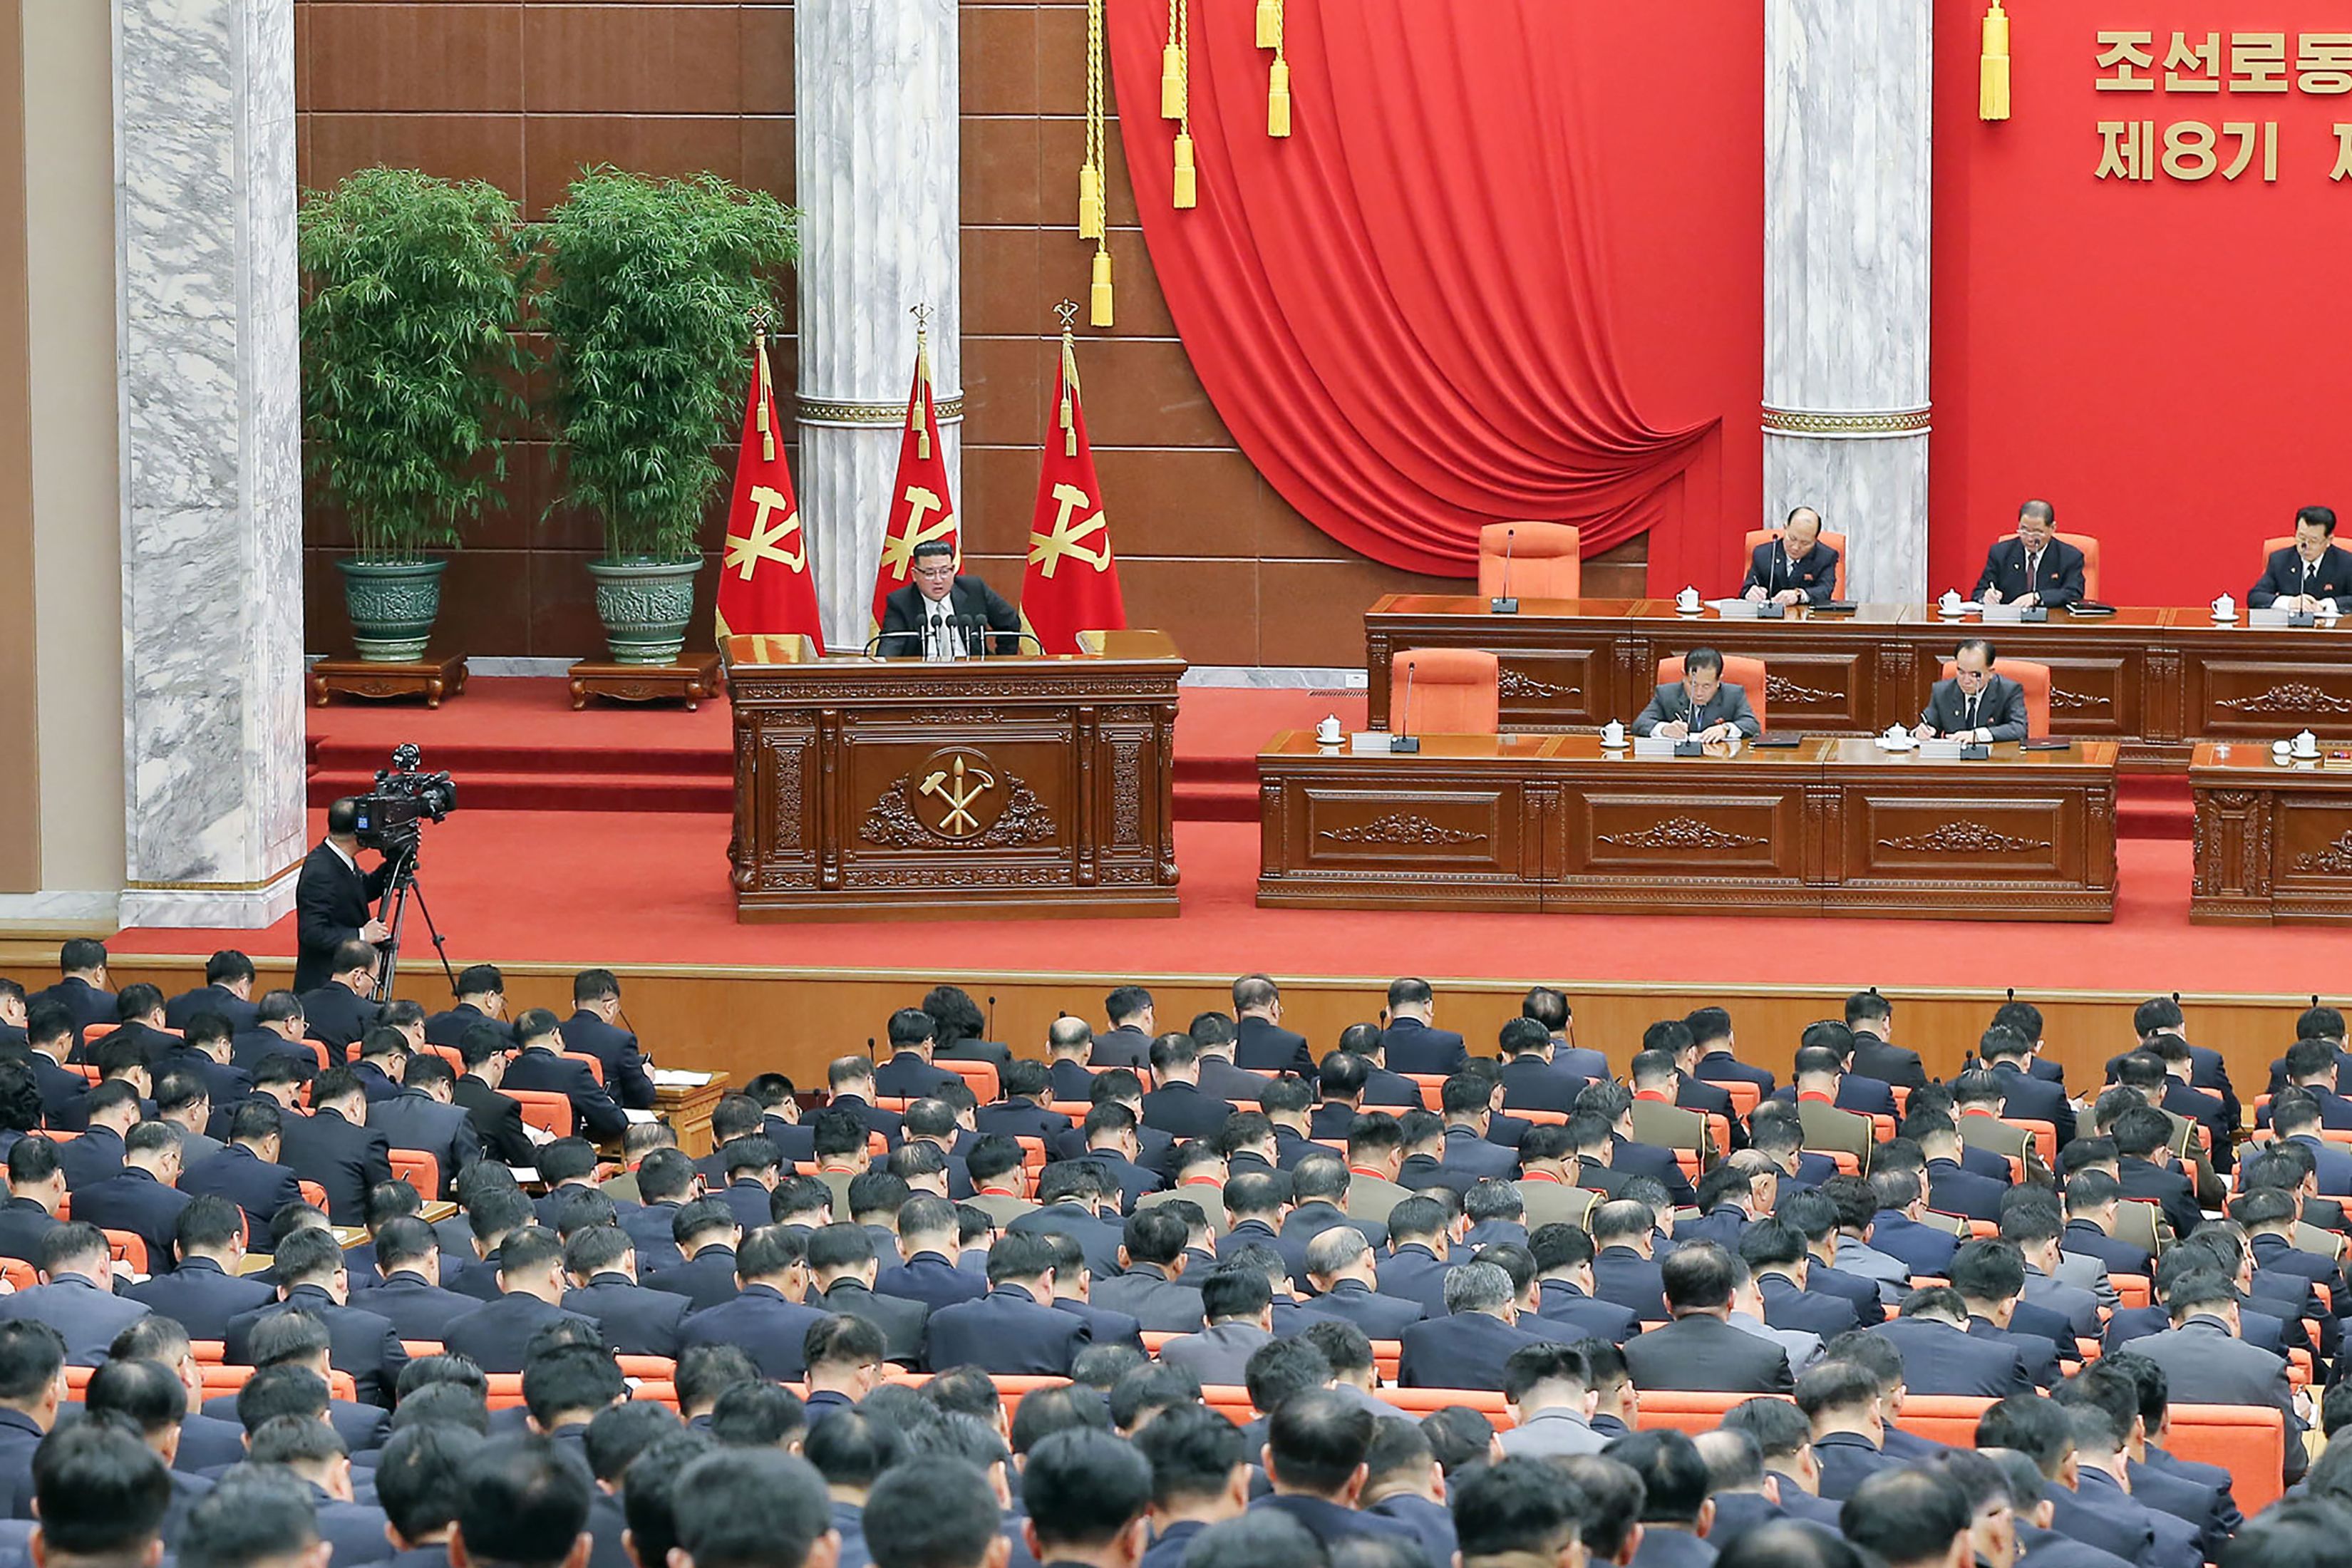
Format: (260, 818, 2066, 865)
(722, 630, 1186, 921)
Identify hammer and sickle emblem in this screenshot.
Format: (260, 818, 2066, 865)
(918, 754, 997, 837)
(723, 486, 805, 579)
(880, 485, 961, 577)
(1027, 483, 1111, 579)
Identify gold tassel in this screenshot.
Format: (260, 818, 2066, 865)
(1090, 245, 1115, 329)
(1980, 1, 2011, 121)
(1269, 59, 1291, 138)
(1161, 46, 1184, 118)
(1078, 165, 1103, 238)
(913, 315, 932, 460)
(1080, 0, 1106, 237)
(753, 330, 775, 461)
(1059, 330, 1081, 458)
(1256, 0, 1279, 49)
(1172, 133, 1197, 208)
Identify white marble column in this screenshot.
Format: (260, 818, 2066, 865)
(795, 0, 963, 647)
(1764, 1, 1934, 603)
(112, 0, 306, 927)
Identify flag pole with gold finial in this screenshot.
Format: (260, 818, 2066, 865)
(751, 307, 775, 461)
(1055, 301, 1082, 458)
(909, 302, 933, 460)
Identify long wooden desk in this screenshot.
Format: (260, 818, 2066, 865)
(1363, 597, 2352, 770)
(1259, 732, 2119, 919)
(2189, 741, 2352, 924)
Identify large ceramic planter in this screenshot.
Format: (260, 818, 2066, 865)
(336, 557, 447, 662)
(589, 557, 701, 664)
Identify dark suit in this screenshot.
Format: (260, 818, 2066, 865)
(1756, 1274, 1860, 1339)
(34, 976, 114, 1033)
(1634, 681, 1761, 739)
(1138, 1081, 1234, 1141)
(354, 1270, 480, 1341)
(451, 1075, 536, 1167)
(1743, 539, 1841, 604)
(873, 1250, 987, 1314)
(277, 1105, 393, 1224)
(1009, 1202, 1126, 1279)
(1535, 1279, 1639, 1343)
(974, 1098, 1072, 1145)
(1623, 1312, 1793, 1393)
(26, 1055, 87, 1132)
(1441, 1125, 1517, 1182)
(2118, 1156, 2202, 1243)
(2063, 1219, 2152, 1279)
(128, 1256, 276, 1339)
(292, 843, 392, 994)
(2250, 542, 2352, 610)
(1867, 1209, 1959, 1275)
(921, 1282, 1089, 1376)
(1969, 1314, 2060, 1387)
(1089, 1026, 1152, 1068)
(1806, 1262, 1886, 1326)
(618, 1202, 686, 1274)
(160, 1046, 251, 1117)
(1373, 1242, 1453, 1319)
(1378, 1018, 1466, 1077)
(1609, 1141, 1698, 1207)
(422, 1002, 512, 1052)
(564, 1273, 693, 1358)
(71, 1165, 189, 1272)
(878, 575, 1022, 657)
(1499, 1056, 1590, 1114)
(175, 1411, 247, 1474)
(1849, 1036, 1926, 1090)
(1694, 1052, 1775, 1095)
(674, 1282, 827, 1379)
(1990, 1061, 2076, 1146)
(1398, 1309, 1542, 1390)
(2016, 1525, 2135, 1568)
(1300, 1277, 1421, 1338)
(179, 1143, 304, 1232)
(0, 1410, 43, 1520)
(1865, 1314, 2030, 1396)
(1924, 1158, 2008, 1224)
(165, 984, 259, 1034)
(559, 1011, 656, 1110)
(1919, 673, 2031, 741)
(1976, 535, 2087, 607)
(0, 1202, 54, 1267)
(1247, 1495, 1423, 1557)
(504, 1046, 625, 1142)
(0, 1272, 147, 1363)
(227, 1284, 406, 1405)
(1592, 1247, 1670, 1323)
(296, 984, 381, 1063)
(816, 1278, 928, 1365)
(366, 1089, 481, 1197)
(1054, 1294, 1143, 1354)
(872, 1051, 960, 1101)
(1234, 1015, 1314, 1075)
(442, 1292, 602, 1374)
(1811, 1430, 1897, 1501)
(1195, 1056, 1269, 1105)
(53, 1123, 124, 1191)
(644, 1246, 743, 1314)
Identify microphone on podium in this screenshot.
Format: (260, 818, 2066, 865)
(1391, 659, 1421, 753)
(1490, 527, 1520, 615)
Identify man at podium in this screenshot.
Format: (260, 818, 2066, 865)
(1742, 506, 1840, 606)
(879, 540, 1022, 659)
(1632, 647, 1760, 742)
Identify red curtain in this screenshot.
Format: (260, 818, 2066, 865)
(1109, 0, 1718, 577)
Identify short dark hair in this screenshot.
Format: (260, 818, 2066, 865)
(1456, 1453, 1585, 1559)
(1609, 1427, 1709, 1522)
(864, 1458, 1003, 1568)
(177, 1468, 319, 1568)
(2298, 505, 2340, 536)
(454, 1433, 594, 1566)
(1681, 646, 1724, 679)
(1976, 1393, 2072, 1476)
(1661, 1240, 1738, 1311)
(670, 1448, 833, 1568)
(1266, 1388, 1373, 1495)
(1133, 1402, 1244, 1507)
(522, 1343, 624, 1428)
(708, 1382, 807, 1450)
(1840, 1467, 1972, 1568)
(1023, 1427, 1152, 1550)
(375, 1423, 485, 1546)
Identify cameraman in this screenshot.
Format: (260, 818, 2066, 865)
(292, 798, 393, 994)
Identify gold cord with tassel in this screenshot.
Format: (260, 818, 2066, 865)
(1090, 242, 1115, 329)
(1980, 1, 2011, 121)
(910, 304, 933, 460)
(754, 329, 775, 461)
(1079, 0, 1105, 237)
(1161, 0, 1185, 119)
(1058, 315, 1082, 458)
(1267, 0, 1291, 139)
(1256, 0, 1279, 48)
(1171, 0, 1197, 207)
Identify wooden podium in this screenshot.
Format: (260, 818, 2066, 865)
(722, 630, 1185, 922)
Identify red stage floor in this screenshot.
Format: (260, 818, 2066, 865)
(110, 806, 2281, 996)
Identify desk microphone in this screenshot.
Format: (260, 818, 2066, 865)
(1391, 661, 1421, 752)
(1490, 527, 1520, 614)
(1769, 546, 1783, 598)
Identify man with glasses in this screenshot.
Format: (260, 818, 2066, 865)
(1917, 639, 2029, 743)
(877, 538, 1020, 659)
(1976, 499, 2085, 608)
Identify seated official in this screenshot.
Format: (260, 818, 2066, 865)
(877, 538, 1021, 659)
(1632, 646, 1762, 742)
(2249, 504, 2352, 613)
(1915, 638, 2028, 743)
(1743, 505, 1841, 607)
(1974, 500, 2085, 607)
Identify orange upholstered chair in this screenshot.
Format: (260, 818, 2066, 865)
(1391, 649, 1500, 737)
(1656, 655, 1770, 735)
(1938, 658, 2051, 739)
(1988, 532, 2103, 599)
(1478, 523, 1580, 600)
(1741, 528, 1849, 599)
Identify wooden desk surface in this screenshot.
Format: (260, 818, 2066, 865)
(2189, 741, 2352, 924)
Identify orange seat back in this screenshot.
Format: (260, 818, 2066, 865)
(101, 1229, 148, 1275)
(486, 1373, 526, 1410)
(1989, 532, 2101, 600)
(509, 1090, 574, 1139)
(2167, 1403, 2284, 1512)
(387, 1149, 440, 1199)
(0, 1261, 32, 1292)
(2110, 1274, 2150, 1311)
(203, 1361, 356, 1404)
(1393, 649, 1500, 738)
(1656, 655, 1770, 735)
(941, 1061, 1001, 1104)
(1719, 1080, 1761, 1118)
(1405, 1075, 1447, 1112)
(1479, 522, 1581, 599)
(1894, 1395, 1996, 1447)
(190, 1340, 226, 1365)
(1200, 1383, 1259, 1427)
(401, 1341, 445, 1360)
(562, 1052, 605, 1086)
(1635, 1389, 1762, 1434)
(1743, 527, 1850, 599)
(1369, 1339, 1401, 1381)
(617, 1355, 677, 1382)
(631, 1379, 679, 1412)
(1997, 1117, 2057, 1164)
(296, 1181, 330, 1214)
(1376, 1386, 1517, 1428)
(1938, 659, 2051, 740)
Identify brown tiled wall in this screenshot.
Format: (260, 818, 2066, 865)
(296, 0, 1642, 664)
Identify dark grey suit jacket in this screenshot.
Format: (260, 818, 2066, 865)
(1920, 672, 2030, 741)
(1634, 681, 1760, 738)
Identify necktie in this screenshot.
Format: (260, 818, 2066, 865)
(1964, 694, 1979, 732)
(2306, 559, 2319, 592)
(2025, 550, 2041, 586)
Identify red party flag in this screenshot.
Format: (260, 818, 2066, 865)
(1020, 332, 1125, 653)
(869, 326, 960, 636)
(716, 332, 825, 652)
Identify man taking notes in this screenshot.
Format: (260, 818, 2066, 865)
(1743, 507, 1840, 607)
(2249, 505, 2352, 614)
(1916, 639, 2028, 743)
(1634, 647, 1761, 743)
(1976, 500, 2085, 607)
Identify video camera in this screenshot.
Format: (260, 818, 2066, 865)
(351, 742, 458, 857)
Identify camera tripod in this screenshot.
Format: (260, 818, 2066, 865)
(377, 836, 459, 1003)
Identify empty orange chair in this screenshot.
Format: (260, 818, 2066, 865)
(2166, 1404, 2285, 1512)
(1986, 532, 2103, 600)
(1656, 655, 1770, 735)
(1478, 522, 1581, 600)
(1743, 527, 1850, 599)
(1937, 658, 2051, 740)
(1391, 649, 1500, 738)
(387, 1149, 440, 1199)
